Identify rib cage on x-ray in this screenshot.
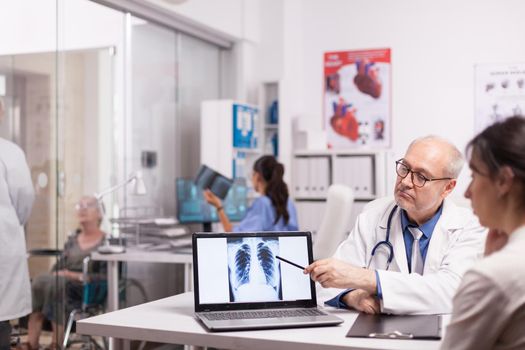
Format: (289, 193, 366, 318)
(227, 237, 282, 302)
(257, 242, 275, 285)
(234, 243, 251, 286)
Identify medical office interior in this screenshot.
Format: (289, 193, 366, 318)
(2, 0, 524, 348)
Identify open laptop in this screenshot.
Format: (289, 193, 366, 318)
(192, 231, 344, 331)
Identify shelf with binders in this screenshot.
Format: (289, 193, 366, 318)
(292, 155, 332, 200)
(292, 149, 388, 200)
(291, 150, 390, 234)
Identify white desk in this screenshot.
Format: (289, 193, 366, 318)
(78, 292, 448, 350)
(91, 248, 193, 312)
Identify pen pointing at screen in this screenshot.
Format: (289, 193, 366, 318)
(276, 255, 305, 270)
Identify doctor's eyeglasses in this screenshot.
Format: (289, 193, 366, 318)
(395, 160, 452, 188)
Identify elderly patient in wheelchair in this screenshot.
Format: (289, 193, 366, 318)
(22, 196, 107, 350)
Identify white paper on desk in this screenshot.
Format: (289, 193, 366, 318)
(158, 227, 188, 237)
(154, 217, 178, 225)
(170, 238, 192, 248)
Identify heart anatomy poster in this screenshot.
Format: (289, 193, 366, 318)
(324, 48, 391, 148)
(474, 63, 525, 133)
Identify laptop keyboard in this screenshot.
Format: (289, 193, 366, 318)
(202, 308, 326, 321)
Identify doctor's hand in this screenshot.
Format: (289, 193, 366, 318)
(304, 258, 377, 294)
(484, 229, 509, 257)
(203, 189, 222, 209)
(342, 289, 380, 315)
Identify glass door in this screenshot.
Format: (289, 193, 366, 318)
(0, 1, 64, 344)
(0, 0, 230, 347)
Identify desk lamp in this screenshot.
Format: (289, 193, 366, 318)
(96, 171, 147, 254)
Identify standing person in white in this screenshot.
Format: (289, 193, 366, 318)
(0, 110, 35, 348)
(441, 116, 525, 350)
(305, 136, 486, 315)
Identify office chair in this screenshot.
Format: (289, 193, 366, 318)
(313, 184, 355, 259)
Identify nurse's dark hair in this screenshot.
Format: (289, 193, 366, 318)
(253, 155, 290, 224)
(466, 115, 525, 205)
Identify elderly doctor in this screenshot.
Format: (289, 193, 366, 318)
(0, 99, 35, 349)
(305, 136, 486, 315)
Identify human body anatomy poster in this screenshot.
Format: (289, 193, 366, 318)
(324, 48, 391, 148)
(474, 63, 525, 132)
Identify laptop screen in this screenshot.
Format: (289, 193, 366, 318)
(193, 231, 316, 312)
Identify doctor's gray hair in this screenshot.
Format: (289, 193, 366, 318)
(409, 135, 464, 178)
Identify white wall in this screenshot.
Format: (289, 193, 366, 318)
(253, 0, 283, 82)
(284, 0, 525, 197)
(0, 0, 124, 55)
(146, 0, 245, 40)
(279, 0, 304, 184)
(145, 0, 269, 106)
(145, 0, 525, 200)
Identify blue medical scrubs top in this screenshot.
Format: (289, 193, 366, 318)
(233, 196, 298, 232)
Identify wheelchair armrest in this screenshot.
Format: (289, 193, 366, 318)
(28, 248, 63, 256)
(81, 256, 108, 311)
(82, 256, 90, 279)
(82, 256, 91, 310)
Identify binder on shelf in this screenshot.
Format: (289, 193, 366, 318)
(268, 100, 279, 124)
(294, 157, 310, 197)
(233, 103, 258, 149)
(271, 133, 279, 157)
(294, 157, 331, 199)
(356, 156, 374, 197)
(308, 158, 318, 197)
(313, 157, 330, 198)
(334, 155, 374, 198)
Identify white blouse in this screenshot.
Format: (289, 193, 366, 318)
(441, 225, 525, 350)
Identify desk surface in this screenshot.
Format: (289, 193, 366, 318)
(78, 292, 446, 350)
(91, 248, 193, 264)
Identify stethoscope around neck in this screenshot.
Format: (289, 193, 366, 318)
(367, 205, 398, 270)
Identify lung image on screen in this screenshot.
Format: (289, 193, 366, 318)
(227, 237, 282, 302)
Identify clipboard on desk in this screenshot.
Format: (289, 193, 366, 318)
(346, 314, 441, 340)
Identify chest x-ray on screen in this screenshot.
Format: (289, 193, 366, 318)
(227, 237, 281, 302)
(196, 235, 311, 304)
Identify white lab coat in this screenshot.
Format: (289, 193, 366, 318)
(0, 138, 35, 321)
(321, 197, 486, 315)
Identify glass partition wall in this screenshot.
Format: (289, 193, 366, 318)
(1, 0, 227, 346)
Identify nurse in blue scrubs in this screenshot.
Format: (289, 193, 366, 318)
(204, 155, 298, 232)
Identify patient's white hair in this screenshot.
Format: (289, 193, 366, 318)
(408, 135, 464, 178)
